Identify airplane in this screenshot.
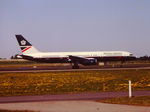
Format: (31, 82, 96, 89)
(15, 35, 136, 69)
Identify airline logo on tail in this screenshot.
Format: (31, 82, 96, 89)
(20, 39, 31, 52)
(21, 40, 26, 45)
(21, 46, 31, 53)
(16, 35, 39, 54)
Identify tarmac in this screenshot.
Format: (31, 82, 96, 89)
(0, 91, 150, 103)
(0, 100, 150, 112)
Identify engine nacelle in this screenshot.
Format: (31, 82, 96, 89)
(82, 58, 97, 65)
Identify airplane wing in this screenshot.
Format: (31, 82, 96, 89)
(68, 55, 97, 65)
(69, 55, 85, 61)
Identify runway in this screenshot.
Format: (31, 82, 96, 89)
(1, 66, 150, 73)
(0, 100, 150, 112)
(0, 90, 149, 103)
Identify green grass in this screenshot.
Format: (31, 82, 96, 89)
(97, 96, 150, 106)
(0, 69, 150, 96)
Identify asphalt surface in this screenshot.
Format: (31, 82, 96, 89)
(0, 90, 149, 103)
(1, 66, 150, 73)
(0, 101, 150, 112)
(1, 63, 150, 72)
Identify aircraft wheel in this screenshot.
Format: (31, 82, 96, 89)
(72, 65, 79, 69)
(72, 62, 79, 69)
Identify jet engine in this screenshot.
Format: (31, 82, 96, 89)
(82, 58, 97, 65)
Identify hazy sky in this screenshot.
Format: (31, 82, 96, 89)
(0, 0, 150, 58)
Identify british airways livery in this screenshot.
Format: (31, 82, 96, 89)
(15, 35, 135, 69)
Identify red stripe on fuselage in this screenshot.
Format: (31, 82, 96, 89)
(22, 46, 31, 52)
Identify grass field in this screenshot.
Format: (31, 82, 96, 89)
(97, 96, 150, 106)
(0, 69, 150, 96)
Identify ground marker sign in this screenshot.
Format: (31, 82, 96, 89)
(129, 80, 132, 98)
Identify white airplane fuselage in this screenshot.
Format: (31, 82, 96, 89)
(28, 51, 132, 58)
(15, 35, 135, 68)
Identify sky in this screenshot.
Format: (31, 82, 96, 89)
(0, 0, 150, 58)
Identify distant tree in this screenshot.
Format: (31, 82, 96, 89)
(139, 55, 150, 60)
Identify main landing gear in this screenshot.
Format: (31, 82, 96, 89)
(120, 61, 125, 68)
(72, 62, 79, 69)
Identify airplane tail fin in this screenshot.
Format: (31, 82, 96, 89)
(15, 35, 40, 55)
